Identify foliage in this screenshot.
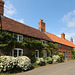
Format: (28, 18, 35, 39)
(42, 42, 58, 56)
(23, 38, 43, 50)
(72, 48, 75, 59)
(45, 57, 52, 64)
(23, 38, 43, 59)
(58, 53, 64, 62)
(52, 55, 60, 63)
(0, 31, 25, 55)
(48, 42, 58, 55)
(0, 30, 59, 58)
(35, 58, 46, 66)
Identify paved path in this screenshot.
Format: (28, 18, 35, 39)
(14, 60, 75, 75)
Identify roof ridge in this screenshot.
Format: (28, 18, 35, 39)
(46, 32, 75, 47)
(47, 32, 71, 42)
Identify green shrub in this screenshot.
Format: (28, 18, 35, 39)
(52, 55, 60, 63)
(35, 58, 46, 66)
(45, 57, 52, 64)
(58, 53, 64, 62)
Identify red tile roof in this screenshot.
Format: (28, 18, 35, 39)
(0, 16, 75, 48)
(1, 16, 52, 41)
(46, 32, 75, 47)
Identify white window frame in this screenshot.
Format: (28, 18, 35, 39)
(35, 50, 39, 59)
(14, 34, 23, 41)
(41, 40, 47, 44)
(43, 50, 47, 58)
(12, 48, 23, 57)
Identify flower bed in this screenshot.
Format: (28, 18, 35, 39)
(52, 55, 60, 63)
(0, 56, 16, 72)
(0, 56, 31, 72)
(45, 57, 52, 64)
(16, 56, 31, 70)
(35, 58, 46, 66)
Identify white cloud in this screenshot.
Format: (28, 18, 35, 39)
(4, 0, 24, 24)
(4, 0, 16, 18)
(62, 10, 75, 27)
(18, 19, 24, 23)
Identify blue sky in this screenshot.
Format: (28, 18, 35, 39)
(3, 0, 75, 43)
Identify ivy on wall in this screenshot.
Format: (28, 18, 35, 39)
(0, 30, 58, 57)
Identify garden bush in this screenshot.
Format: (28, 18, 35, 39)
(58, 53, 64, 62)
(45, 57, 52, 64)
(35, 58, 46, 66)
(0, 56, 31, 72)
(0, 56, 16, 72)
(16, 56, 31, 71)
(52, 55, 60, 63)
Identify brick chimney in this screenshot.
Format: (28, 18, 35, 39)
(39, 19, 45, 32)
(61, 33, 65, 39)
(71, 37, 73, 42)
(0, 0, 5, 16)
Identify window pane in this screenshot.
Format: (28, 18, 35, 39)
(19, 36, 22, 41)
(14, 35, 18, 41)
(14, 50, 17, 57)
(68, 46, 70, 50)
(19, 50, 22, 56)
(66, 52, 67, 56)
(43, 50, 47, 58)
(69, 52, 70, 56)
(35, 51, 39, 58)
(63, 52, 65, 56)
(59, 44, 61, 48)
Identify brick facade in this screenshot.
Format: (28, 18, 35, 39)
(58, 44, 72, 59)
(0, 0, 75, 59)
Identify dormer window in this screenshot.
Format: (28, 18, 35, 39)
(14, 34, 23, 41)
(58, 44, 61, 48)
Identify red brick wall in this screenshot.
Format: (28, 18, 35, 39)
(57, 44, 72, 58)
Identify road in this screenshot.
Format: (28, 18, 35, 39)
(14, 60, 75, 75)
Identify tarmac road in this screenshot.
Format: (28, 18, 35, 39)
(14, 60, 75, 75)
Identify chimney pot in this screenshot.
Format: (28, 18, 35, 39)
(71, 37, 73, 42)
(0, 0, 5, 16)
(61, 33, 65, 39)
(39, 19, 45, 32)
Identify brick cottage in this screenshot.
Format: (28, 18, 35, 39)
(0, 0, 75, 59)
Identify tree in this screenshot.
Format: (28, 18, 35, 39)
(72, 48, 75, 59)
